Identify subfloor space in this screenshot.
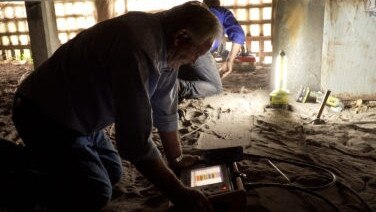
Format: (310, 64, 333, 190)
(0, 61, 375, 211)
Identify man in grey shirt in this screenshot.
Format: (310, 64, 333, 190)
(10, 2, 222, 211)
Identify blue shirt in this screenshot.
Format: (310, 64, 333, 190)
(209, 6, 246, 51)
(17, 12, 178, 164)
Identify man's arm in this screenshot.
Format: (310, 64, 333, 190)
(150, 69, 199, 167)
(219, 42, 242, 79)
(219, 8, 246, 79)
(110, 55, 212, 211)
(159, 131, 200, 168)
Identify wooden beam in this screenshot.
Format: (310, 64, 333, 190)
(0, 45, 31, 50)
(225, 4, 272, 9)
(25, 1, 60, 69)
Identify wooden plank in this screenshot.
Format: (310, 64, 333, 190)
(247, 36, 272, 41)
(238, 20, 271, 25)
(57, 29, 85, 34)
(0, 45, 31, 50)
(0, 18, 28, 23)
(225, 4, 272, 10)
(0, 32, 30, 36)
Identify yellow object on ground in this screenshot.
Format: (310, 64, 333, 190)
(296, 86, 343, 108)
(269, 89, 289, 106)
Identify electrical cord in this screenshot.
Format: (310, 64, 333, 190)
(335, 180, 373, 212)
(240, 153, 372, 212)
(243, 153, 337, 190)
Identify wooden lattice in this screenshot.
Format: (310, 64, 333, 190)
(0, 2, 31, 61)
(0, 0, 273, 64)
(225, 1, 273, 65)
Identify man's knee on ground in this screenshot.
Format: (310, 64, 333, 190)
(89, 193, 111, 210)
(203, 82, 223, 96)
(214, 84, 223, 95)
(68, 182, 112, 210)
(110, 165, 123, 185)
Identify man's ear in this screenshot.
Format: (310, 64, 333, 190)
(174, 29, 192, 46)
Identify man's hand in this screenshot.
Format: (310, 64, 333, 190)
(171, 187, 213, 212)
(169, 154, 201, 169)
(219, 60, 234, 79)
(159, 131, 202, 169)
(220, 42, 242, 79)
(134, 156, 212, 212)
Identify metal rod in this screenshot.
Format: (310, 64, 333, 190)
(316, 90, 331, 120)
(267, 159, 291, 183)
(233, 162, 245, 190)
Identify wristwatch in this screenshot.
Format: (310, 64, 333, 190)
(174, 154, 184, 163)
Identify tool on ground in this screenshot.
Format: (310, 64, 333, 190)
(179, 146, 246, 212)
(313, 89, 331, 125)
(296, 86, 343, 111)
(269, 50, 290, 109)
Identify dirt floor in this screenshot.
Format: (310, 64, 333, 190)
(0, 61, 375, 211)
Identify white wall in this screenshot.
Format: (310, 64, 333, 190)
(272, 0, 325, 94)
(273, 0, 376, 100)
(321, 0, 376, 99)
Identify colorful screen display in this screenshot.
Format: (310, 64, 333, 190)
(190, 165, 223, 187)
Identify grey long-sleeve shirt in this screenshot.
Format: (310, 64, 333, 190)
(17, 12, 178, 163)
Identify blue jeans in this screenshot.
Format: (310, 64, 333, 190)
(178, 51, 222, 99)
(12, 95, 123, 211)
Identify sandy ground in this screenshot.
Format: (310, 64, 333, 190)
(0, 61, 375, 211)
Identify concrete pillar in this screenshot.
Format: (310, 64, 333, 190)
(25, 1, 60, 69)
(321, 0, 376, 99)
(95, 0, 115, 22)
(124, 0, 128, 13)
(271, 0, 325, 94)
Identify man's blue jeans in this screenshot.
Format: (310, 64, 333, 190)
(12, 95, 123, 210)
(178, 51, 222, 99)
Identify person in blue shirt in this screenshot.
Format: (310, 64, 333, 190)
(6, 2, 221, 211)
(178, 0, 246, 99)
